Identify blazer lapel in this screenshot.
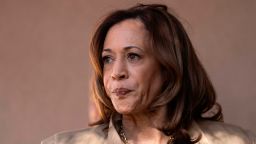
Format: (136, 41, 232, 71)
(106, 114, 123, 144)
(189, 121, 210, 144)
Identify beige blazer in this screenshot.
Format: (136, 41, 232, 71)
(41, 115, 256, 144)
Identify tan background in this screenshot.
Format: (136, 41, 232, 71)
(0, 0, 255, 144)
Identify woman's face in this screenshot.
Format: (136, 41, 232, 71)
(102, 19, 164, 114)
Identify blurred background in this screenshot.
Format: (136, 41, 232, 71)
(0, 0, 255, 144)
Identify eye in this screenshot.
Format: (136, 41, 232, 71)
(102, 55, 113, 64)
(127, 53, 141, 62)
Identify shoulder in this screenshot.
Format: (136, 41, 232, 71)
(196, 120, 256, 144)
(41, 124, 108, 144)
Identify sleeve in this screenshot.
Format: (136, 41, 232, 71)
(246, 130, 256, 144)
(41, 135, 56, 144)
(39, 125, 107, 144)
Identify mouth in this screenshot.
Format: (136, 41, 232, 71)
(112, 88, 133, 97)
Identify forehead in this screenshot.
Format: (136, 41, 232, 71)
(103, 19, 148, 50)
(113, 18, 145, 30)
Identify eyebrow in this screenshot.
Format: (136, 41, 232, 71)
(102, 46, 144, 53)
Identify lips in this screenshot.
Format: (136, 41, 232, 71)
(112, 88, 132, 97)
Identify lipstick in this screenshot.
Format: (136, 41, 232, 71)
(112, 88, 132, 97)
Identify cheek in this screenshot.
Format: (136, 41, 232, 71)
(103, 71, 111, 95)
(150, 73, 164, 93)
(134, 65, 163, 96)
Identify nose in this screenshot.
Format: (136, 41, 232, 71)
(111, 60, 128, 80)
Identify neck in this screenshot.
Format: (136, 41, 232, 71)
(121, 106, 170, 144)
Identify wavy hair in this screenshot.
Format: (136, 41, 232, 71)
(89, 3, 223, 144)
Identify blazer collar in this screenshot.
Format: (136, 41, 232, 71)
(106, 114, 209, 144)
(106, 114, 123, 144)
(188, 121, 209, 144)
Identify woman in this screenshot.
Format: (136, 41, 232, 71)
(42, 3, 255, 144)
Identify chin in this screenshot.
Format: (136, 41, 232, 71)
(112, 99, 140, 115)
(114, 107, 135, 115)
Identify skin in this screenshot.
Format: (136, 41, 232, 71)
(102, 19, 170, 144)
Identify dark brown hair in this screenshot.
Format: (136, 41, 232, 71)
(89, 3, 223, 144)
